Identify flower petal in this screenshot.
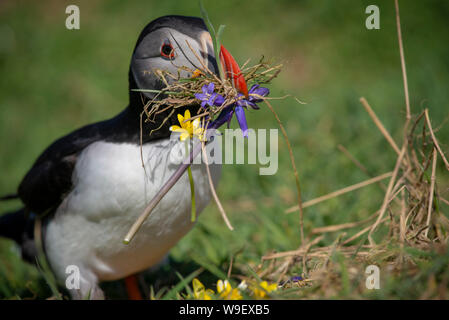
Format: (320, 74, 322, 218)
(249, 84, 269, 102)
(195, 93, 207, 101)
(235, 93, 254, 108)
(237, 281, 248, 290)
(225, 109, 234, 129)
(213, 94, 225, 106)
(177, 113, 184, 126)
(217, 280, 225, 293)
(236, 99, 255, 108)
(257, 87, 269, 97)
(207, 92, 217, 106)
(230, 289, 242, 300)
(184, 109, 191, 121)
(235, 106, 248, 138)
(206, 82, 215, 93)
(249, 84, 260, 93)
(169, 125, 181, 132)
(173, 128, 187, 134)
(209, 106, 233, 129)
(249, 102, 259, 109)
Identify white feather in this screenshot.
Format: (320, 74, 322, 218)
(44, 138, 220, 283)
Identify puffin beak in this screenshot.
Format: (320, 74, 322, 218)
(219, 45, 249, 98)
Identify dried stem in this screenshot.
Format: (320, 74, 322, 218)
(311, 212, 378, 234)
(360, 97, 400, 155)
(201, 141, 234, 230)
(123, 142, 202, 244)
(424, 148, 437, 238)
(285, 172, 393, 213)
(424, 109, 449, 171)
(395, 0, 411, 121)
(368, 146, 406, 245)
(400, 189, 406, 245)
(263, 99, 304, 244)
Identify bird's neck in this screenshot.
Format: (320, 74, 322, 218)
(123, 85, 202, 144)
(110, 104, 171, 145)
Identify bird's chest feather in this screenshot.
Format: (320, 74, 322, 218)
(46, 139, 220, 280)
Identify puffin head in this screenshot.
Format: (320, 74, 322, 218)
(128, 15, 248, 111)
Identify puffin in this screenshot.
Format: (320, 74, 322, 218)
(0, 15, 248, 299)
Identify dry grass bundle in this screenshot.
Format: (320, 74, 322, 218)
(137, 53, 282, 135)
(247, 0, 449, 298)
(255, 101, 449, 298)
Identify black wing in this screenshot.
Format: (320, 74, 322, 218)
(18, 120, 107, 214)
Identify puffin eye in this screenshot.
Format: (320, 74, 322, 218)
(160, 41, 175, 60)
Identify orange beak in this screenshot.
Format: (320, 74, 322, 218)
(219, 44, 249, 98)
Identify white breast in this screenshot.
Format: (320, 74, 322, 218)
(44, 138, 220, 281)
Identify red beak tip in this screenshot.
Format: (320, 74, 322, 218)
(220, 45, 249, 97)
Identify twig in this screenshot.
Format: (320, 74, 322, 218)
(395, 0, 414, 185)
(338, 144, 403, 209)
(264, 99, 305, 244)
(183, 112, 210, 123)
(368, 146, 406, 245)
(395, 0, 411, 120)
(201, 141, 234, 230)
(360, 97, 400, 155)
(311, 212, 378, 234)
(124, 141, 203, 244)
(440, 197, 449, 206)
(262, 236, 324, 261)
(285, 172, 393, 213)
(424, 109, 449, 171)
(408, 225, 429, 241)
(424, 148, 437, 238)
(184, 39, 217, 79)
(227, 255, 234, 279)
(389, 184, 406, 205)
(343, 222, 378, 245)
(400, 188, 406, 245)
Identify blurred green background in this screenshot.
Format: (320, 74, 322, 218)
(0, 0, 448, 299)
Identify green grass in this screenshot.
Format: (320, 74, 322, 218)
(0, 0, 448, 299)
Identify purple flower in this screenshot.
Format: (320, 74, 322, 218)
(208, 105, 233, 129)
(235, 93, 255, 109)
(249, 84, 270, 104)
(231, 84, 270, 137)
(209, 84, 269, 138)
(194, 83, 225, 108)
(235, 105, 248, 137)
(290, 276, 304, 282)
(235, 84, 270, 109)
(279, 275, 306, 288)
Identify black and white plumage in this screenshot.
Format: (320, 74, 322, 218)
(0, 15, 224, 299)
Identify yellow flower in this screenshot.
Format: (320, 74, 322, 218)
(217, 280, 242, 300)
(192, 278, 214, 300)
(191, 68, 203, 78)
(169, 109, 205, 141)
(251, 281, 278, 299)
